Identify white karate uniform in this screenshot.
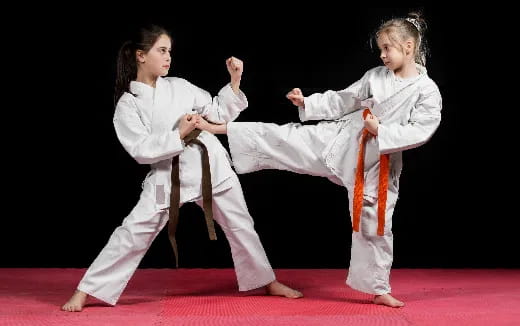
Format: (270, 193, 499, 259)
(77, 77, 275, 305)
(227, 65, 442, 295)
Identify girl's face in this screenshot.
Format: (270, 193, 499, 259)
(137, 34, 172, 77)
(377, 31, 411, 73)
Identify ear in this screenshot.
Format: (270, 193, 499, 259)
(136, 50, 146, 64)
(405, 39, 414, 56)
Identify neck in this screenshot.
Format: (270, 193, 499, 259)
(136, 70, 158, 88)
(393, 61, 419, 79)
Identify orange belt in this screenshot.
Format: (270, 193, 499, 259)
(353, 108, 390, 236)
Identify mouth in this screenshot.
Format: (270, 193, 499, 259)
(163, 65, 170, 69)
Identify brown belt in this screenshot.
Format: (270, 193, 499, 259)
(168, 129, 217, 267)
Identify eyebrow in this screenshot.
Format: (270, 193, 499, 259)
(158, 46, 171, 51)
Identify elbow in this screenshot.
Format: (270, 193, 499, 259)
(217, 110, 242, 123)
(130, 147, 164, 165)
(378, 124, 439, 155)
(132, 154, 158, 165)
(380, 139, 427, 155)
(131, 147, 182, 165)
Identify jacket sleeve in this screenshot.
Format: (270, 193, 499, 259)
(184, 79, 248, 123)
(113, 96, 184, 164)
(377, 85, 442, 154)
(298, 71, 370, 121)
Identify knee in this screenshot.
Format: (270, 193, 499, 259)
(114, 217, 161, 252)
(109, 225, 148, 252)
(219, 215, 256, 234)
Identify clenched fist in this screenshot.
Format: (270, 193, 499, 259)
(364, 113, 379, 136)
(178, 114, 199, 139)
(286, 88, 304, 107)
(226, 56, 243, 81)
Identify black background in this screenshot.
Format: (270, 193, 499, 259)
(2, 5, 515, 269)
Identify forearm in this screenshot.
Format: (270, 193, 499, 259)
(300, 90, 362, 121)
(230, 77, 241, 95)
(209, 123, 227, 134)
(378, 119, 440, 154)
(126, 129, 184, 164)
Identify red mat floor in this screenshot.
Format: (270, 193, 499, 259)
(1, 268, 519, 325)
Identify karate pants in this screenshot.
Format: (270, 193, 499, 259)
(77, 174, 275, 305)
(227, 121, 397, 295)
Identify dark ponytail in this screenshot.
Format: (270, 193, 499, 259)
(114, 41, 137, 106)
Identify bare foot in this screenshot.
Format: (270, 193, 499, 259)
(62, 290, 88, 312)
(265, 280, 303, 299)
(373, 293, 404, 308)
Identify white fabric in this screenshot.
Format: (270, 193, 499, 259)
(227, 65, 442, 294)
(301, 65, 442, 197)
(78, 175, 275, 305)
(114, 77, 247, 205)
(78, 77, 276, 305)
